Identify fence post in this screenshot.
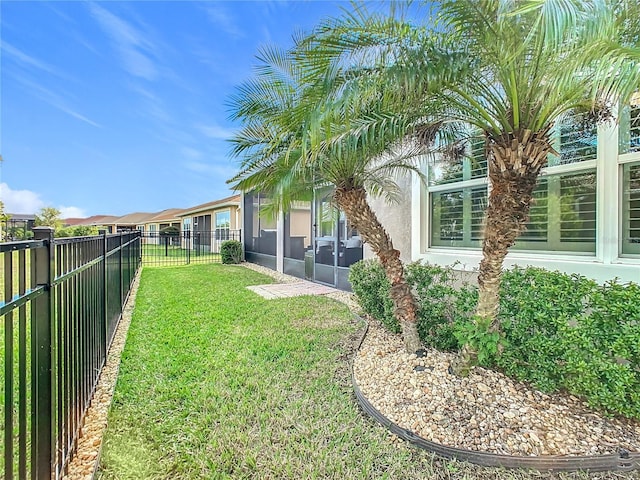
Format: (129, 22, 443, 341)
(127, 233, 136, 288)
(100, 230, 108, 351)
(119, 233, 123, 308)
(186, 230, 190, 265)
(32, 226, 54, 480)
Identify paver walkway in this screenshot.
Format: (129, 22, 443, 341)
(247, 281, 339, 299)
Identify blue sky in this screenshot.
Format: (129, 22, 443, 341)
(0, 1, 358, 217)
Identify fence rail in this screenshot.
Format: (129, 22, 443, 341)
(141, 229, 241, 266)
(1, 228, 141, 479)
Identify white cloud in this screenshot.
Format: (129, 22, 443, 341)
(0, 183, 45, 213)
(89, 3, 158, 80)
(180, 147, 203, 160)
(11, 73, 101, 128)
(0, 183, 86, 218)
(1, 41, 67, 78)
(202, 4, 245, 39)
(196, 123, 237, 140)
(58, 206, 87, 218)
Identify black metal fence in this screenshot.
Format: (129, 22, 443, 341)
(1, 228, 141, 479)
(141, 230, 241, 266)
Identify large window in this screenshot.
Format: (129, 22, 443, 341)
(428, 119, 597, 253)
(513, 170, 596, 252)
(622, 162, 640, 255)
(215, 210, 231, 240)
(430, 186, 486, 248)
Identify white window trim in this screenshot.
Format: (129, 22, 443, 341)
(411, 113, 640, 285)
(215, 209, 231, 229)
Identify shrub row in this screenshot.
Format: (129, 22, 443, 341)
(349, 260, 640, 419)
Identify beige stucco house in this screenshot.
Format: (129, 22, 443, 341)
(242, 97, 640, 290)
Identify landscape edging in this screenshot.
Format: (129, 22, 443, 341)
(349, 316, 640, 473)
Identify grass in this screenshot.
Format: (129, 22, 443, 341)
(1, 249, 32, 305)
(1, 248, 33, 476)
(98, 264, 635, 479)
(141, 243, 221, 265)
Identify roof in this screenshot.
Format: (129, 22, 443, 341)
(63, 215, 120, 226)
(145, 208, 186, 223)
(63, 217, 86, 226)
(177, 194, 241, 217)
(58, 196, 241, 227)
(110, 212, 156, 225)
(7, 213, 36, 221)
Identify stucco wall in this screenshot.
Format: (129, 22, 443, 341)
(364, 172, 413, 264)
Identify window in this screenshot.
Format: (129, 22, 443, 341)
(431, 186, 487, 248)
(622, 162, 640, 255)
(513, 170, 596, 252)
(427, 119, 597, 253)
(215, 210, 231, 240)
(620, 101, 640, 154)
(551, 117, 597, 166)
(429, 136, 488, 248)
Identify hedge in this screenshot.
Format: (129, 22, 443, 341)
(349, 260, 640, 419)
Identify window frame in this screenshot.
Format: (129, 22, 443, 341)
(425, 121, 599, 255)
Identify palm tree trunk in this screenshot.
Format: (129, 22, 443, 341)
(450, 129, 553, 376)
(335, 186, 422, 353)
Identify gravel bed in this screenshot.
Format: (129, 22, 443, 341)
(241, 261, 301, 283)
(353, 319, 640, 458)
(63, 274, 141, 480)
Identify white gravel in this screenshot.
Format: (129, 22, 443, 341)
(63, 273, 141, 479)
(353, 319, 640, 457)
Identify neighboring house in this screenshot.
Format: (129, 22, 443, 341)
(141, 208, 185, 232)
(138, 208, 185, 244)
(177, 194, 242, 252)
(101, 212, 156, 233)
(242, 98, 640, 289)
(3, 213, 36, 240)
(63, 215, 120, 232)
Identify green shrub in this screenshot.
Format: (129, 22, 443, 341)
(220, 240, 243, 264)
(495, 267, 598, 391)
(349, 260, 640, 420)
(55, 225, 99, 238)
(563, 281, 640, 418)
(159, 225, 180, 236)
(406, 261, 475, 351)
(348, 260, 398, 333)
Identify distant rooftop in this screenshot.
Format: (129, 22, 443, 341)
(178, 194, 241, 216)
(60, 194, 240, 227)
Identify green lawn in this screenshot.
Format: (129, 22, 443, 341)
(1, 249, 32, 305)
(1, 249, 33, 477)
(141, 243, 221, 264)
(98, 264, 630, 480)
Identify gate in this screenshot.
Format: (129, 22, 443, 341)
(140, 230, 241, 266)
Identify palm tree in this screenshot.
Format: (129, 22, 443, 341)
(299, 0, 640, 375)
(436, 0, 639, 375)
(227, 37, 440, 353)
